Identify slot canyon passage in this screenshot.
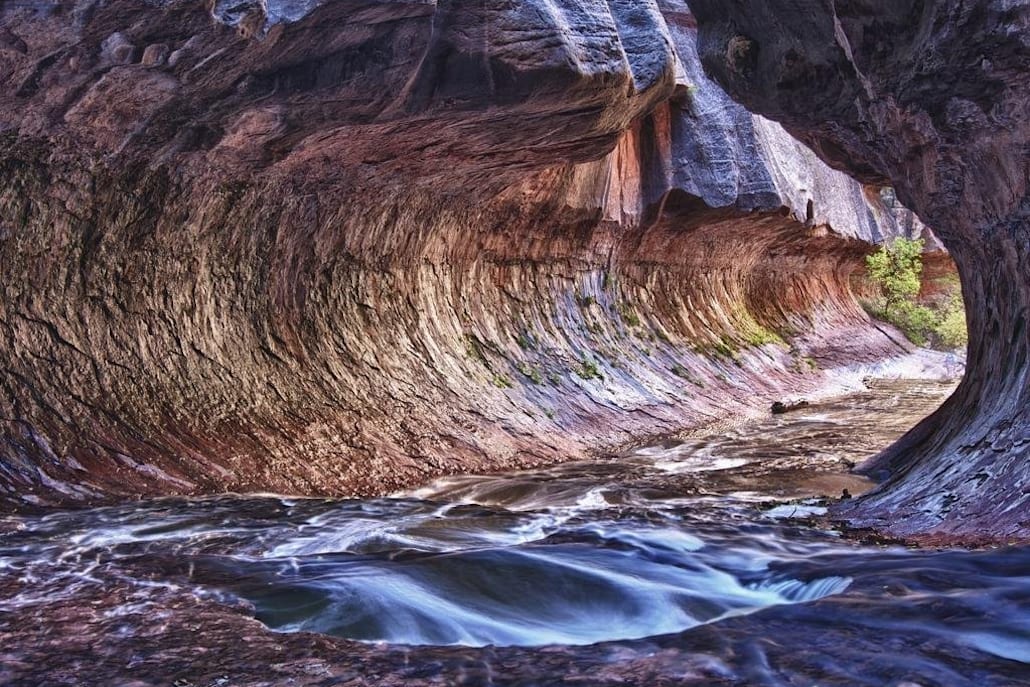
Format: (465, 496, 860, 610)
(0, 0, 1028, 685)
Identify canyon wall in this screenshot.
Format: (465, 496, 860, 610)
(692, 0, 1029, 542)
(0, 0, 940, 522)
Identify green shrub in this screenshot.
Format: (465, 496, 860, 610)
(618, 301, 641, 327)
(864, 238, 967, 351)
(464, 335, 488, 365)
(670, 364, 705, 387)
(577, 358, 603, 381)
(714, 335, 740, 360)
(576, 293, 596, 308)
(887, 301, 937, 346)
(866, 237, 924, 319)
(934, 293, 968, 349)
(516, 362, 543, 384)
(743, 325, 784, 348)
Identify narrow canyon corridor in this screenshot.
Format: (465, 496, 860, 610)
(4, 378, 1029, 686)
(0, 0, 1026, 685)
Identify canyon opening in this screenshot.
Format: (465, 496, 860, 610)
(0, 1, 1027, 686)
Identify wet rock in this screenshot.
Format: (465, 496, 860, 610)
(210, 0, 267, 32)
(0, 26, 27, 54)
(100, 31, 135, 64)
(0, 1, 945, 513)
(771, 400, 810, 415)
(141, 43, 169, 67)
(692, 0, 1030, 542)
(166, 36, 201, 68)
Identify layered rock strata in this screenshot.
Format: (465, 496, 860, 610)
(1, 1, 931, 514)
(692, 0, 1029, 542)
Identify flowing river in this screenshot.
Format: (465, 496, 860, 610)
(1, 378, 1027, 686)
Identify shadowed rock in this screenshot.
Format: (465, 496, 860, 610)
(0, 0, 963, 546)
(771, 400, 809, 415)
(692, 0, 1029, 543)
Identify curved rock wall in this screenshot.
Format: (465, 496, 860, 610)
(692, 0, 1029, 543)
(1, 0, 920, 508)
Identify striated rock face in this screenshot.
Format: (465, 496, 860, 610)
(1, 1, 932, 515)
(692, 0, 1029, 542)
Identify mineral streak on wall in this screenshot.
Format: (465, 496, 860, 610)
(0, 0, 965, 537)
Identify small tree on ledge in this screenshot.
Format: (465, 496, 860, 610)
(863, 237, 968, 350)
(866, 237, 924, 319)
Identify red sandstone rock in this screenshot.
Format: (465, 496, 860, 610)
(0, 0, 968, 546)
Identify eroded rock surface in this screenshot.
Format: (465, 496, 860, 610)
(0, 0, 957, 537)
(692, 0, 1029, 542)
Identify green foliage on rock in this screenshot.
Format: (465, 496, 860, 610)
(670, 364, 705, 387)
(575, 292, 596, 308)
(742, 324, 784, 348)
(864, 239, 968, 350)
(516, 362, 543, 384)
(464, 335, 488, 365)
(577, 358, 603, 381)
(619, 302, 641, 328)
(731, 305, 786, 348)
(866, 237, 925, 319)
(884, 301, 938, 346)
(714, 335, 741, 361)
(934, 291, 969, 349)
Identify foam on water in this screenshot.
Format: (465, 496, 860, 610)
(2, 378, 1027, 674)
(233, 537, 852, 647)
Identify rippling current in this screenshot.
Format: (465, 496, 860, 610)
(1, 379, 1028, 686)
